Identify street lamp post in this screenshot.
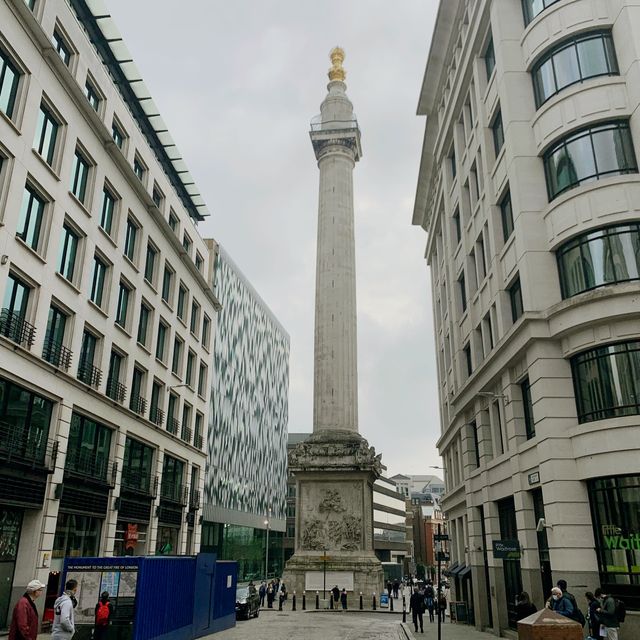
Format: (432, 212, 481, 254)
(264, 507, 271, 582)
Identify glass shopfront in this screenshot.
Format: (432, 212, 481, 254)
(588, 475, 640, 609)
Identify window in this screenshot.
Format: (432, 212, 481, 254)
(171, 337, 183, 375)
(167, 393, 178, 434)
(485, 36, 495, 79)
(84, 79, 100, 112)
(182, 233, 192, 255)
(0, 49, 20, 119)
(168, 210, 178, 233)
(543, 120, 637, 200)
(476, 232, 487, 281)
(106, 350, 125, 402)
(181, 403, 192, 439)
(58, 223, 79, 282)
(458, 272, 467, 313)
(122, 436, 154, 490)
(66, 412, 112, 479)
(532, 31, 618, 107)
(509, 277, 523, 322)
(522, 0, 565, 26)
(133, 154, 145, 181)
(195, 252, 204, 273)
(470, 420, 480, 468)
(452, 208, 461, 245)
(137, 303, 151, 346)
(156, 320, 168, 361)
(2, 272, 31, 325)
(152, 184, 164, 208)
(190, 300, 200, 334)
(162, 265, 174, 304)
(177, 284, 187, 320)
(463, 343, 473, 377)
(77, 329, 100, 386)
(33, 104, 59, 166)
(450, 151, 457, 180)
(115, 282, 131, 328)
(43, 305, 68, 368)
(521, 376, 535, 439)
(491, 109, 504, 156)
(186, 350, 195, 387)
(98, 185, 116, 235)
(557, 223, 640, 298)
(197, 362, 207, 397)
(149, 381, 163, 425)
(161, 455, 184, 502)
(202, 315, 211, 349)
(124, 217, 138, 262)
(112, 120, 125, 149)
(194, 412, 203, 448)
(482, 311, 494, 353)
(500, 189, 514, 242)
(89, 255, 107, 307)
(25, 0, 36, 10)
(129, 368, 146, 415)
(16, 184, 45, 250)
(572, 340, 640, 423)
(70, 148, 90, 204)
(144, 242, 157, 284)
(52, 29, 71, 66)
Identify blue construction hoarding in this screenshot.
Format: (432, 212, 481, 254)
(62, 554, 237, 640)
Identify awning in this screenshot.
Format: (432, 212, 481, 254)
(459, 565, 472, 579)
(450, 563, 466, 577)
(443, 561, 459, 576)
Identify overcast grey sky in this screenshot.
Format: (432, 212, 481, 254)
(107, 0, 441, 476)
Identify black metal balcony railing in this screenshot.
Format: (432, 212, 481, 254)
(0, 420, 58, 472)
(106, 378, 127, 403)
(160, 480, 187, 505)
(120, 468, 157, 496)
(77, 360, 102, 388)
(64, 449, 117, 486)
(0, 309, 36, 349)
(180, 425, 192, 444)
(129, 394, 147, 416)
(149, 406, 164, 427)
(42, 336, 73, 370)
(193, 433, 203, 450)
(189, 488, 201, 511)
(167, 417, 180, 436)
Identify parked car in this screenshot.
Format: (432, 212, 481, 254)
(235, 586, 260, 620)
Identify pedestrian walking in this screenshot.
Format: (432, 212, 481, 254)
(9, 579, 46, 640)
(93, 591, 113, 640)
(259, 581, 266, 607)
(393, 580, 400, 599)
(595, 588, 620, 640)
(410, 588, 424, 633)
(52, 579, 78, 640)
(266, 583, 274, 608)
(585, 591, 603, 639)
(424, 581, 435, 623)
(340, 588, 347, 610)
(437, 589, 447, 623)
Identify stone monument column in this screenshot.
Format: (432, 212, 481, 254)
(283, 48, 383, 600)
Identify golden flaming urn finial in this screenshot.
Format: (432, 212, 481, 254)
(328, 46, 346, 82)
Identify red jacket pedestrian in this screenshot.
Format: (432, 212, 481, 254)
(9, 579, 46, 640)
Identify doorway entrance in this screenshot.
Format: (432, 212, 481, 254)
(0, 507, 23, 629)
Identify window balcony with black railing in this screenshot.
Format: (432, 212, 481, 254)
(193, 433, 203, 450)
(42, 336, 73, 370)
(121, 468, 158, 497)
(160, 480, 187, 505)
(149, 406, 164, 427)
(77, 360, 102, 388)
(167, 417, 180, 436)
(0, 309, 36, 349)
(129, 394, 147, 416)
(64, 449, 117, 486)
(189, 488, 200, 511)
(106, 377, 127, 403)
(180, 425, 192, 444)
(0, 420, 58, 472)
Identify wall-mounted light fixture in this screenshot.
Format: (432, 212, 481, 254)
(0, 255, 8, 265)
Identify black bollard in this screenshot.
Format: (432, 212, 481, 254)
(330, 595, 333, 609)
(402, 594, 406, 609)
(390, 594, 394, 612)
(292, 592, 296, 611)
(359, 592, 363, 610)
(278, 594, 283, 611)
(402, 603, 406, 623)
(302, 591, 306, 610)
(372, 593, 376, 610)
(315, 591, 319, 610)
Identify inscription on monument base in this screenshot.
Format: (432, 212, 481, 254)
(305, 571, 354, 592)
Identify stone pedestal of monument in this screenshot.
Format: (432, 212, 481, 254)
(282, 429, 383, 597)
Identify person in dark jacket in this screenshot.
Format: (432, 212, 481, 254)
(93, 592, 114, 640)
(9, 579, 45, 640)
(340, 588, 347, 610)
(548, 587, 574, 618)
(586, 591, 602, 639)
(331, 585, 340, 606)
(595, 588, 619, 640)
(409, 588, 424, 633)
(515, 592, 537, 621)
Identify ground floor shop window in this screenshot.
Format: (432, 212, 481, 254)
(156, 525, 179, 555)
(114, 522, 147, 556)
(53, 512, 101, 559)
(0, 507, 23, 628)
(588, 474, 640, 609)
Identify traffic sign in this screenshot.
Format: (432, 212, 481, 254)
(434, 534, 450, 541)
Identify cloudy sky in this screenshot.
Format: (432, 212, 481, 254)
(107, 0, 442, 476)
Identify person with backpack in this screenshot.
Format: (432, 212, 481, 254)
(595, 588, 620, 640)
(424, 581, 435, 622)
(93, 592, 113, 640)
(548, 587, 574, 618)
(585, 591, 603, 639)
